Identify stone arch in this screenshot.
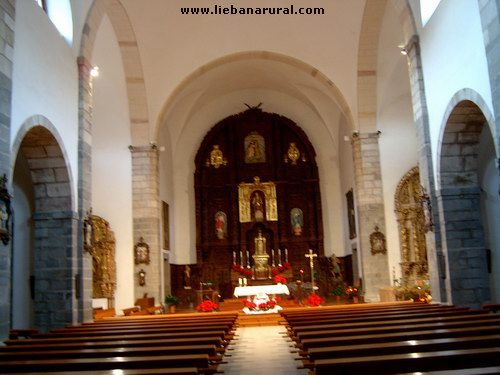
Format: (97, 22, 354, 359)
(437, 95, 495, 307)
(79, 0, 150, 145)
(11, 119, 77, 332)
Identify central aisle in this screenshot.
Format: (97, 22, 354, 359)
(219, 325, 310, 375)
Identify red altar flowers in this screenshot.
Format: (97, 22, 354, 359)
(196, 300, 219, 312)
(307, 293, 324, 307)
(242, 296, 281, 312)
(232, 264, 253, 277)
(274, 275, 287, 284)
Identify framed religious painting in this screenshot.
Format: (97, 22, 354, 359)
(162, 201, 169, 250)
(346, 189, 356, 239)
(134, 237, 150, 265)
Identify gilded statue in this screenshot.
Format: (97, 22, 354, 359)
(252, 229, 271, 280)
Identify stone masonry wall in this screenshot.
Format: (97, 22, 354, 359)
(130, 145, 161, 303)
(352, 132, 390, 301)
(0, 0, 15, 341)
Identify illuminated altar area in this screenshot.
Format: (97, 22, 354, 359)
(169, 108, 329, 301)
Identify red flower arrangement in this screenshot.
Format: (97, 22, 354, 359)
(274, 275, 287, 284)
(345, 286, 360, 296)
(232, 264, 253, 277)
(270, 262, 291, 276)
(196, 300, 219, 312)
(307, 293, 324, 307)
(242, 296, 281, 312)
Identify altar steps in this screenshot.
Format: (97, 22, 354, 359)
(237, 312, 285, 327)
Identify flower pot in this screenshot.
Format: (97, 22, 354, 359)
(335, 295, 341, 303)
(353, 296, 359, 304)
(168, 305, 176, 313)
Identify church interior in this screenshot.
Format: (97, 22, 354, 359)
(0, 0, 499, 373)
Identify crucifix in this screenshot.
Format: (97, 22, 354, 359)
(305, 249, 318, 292)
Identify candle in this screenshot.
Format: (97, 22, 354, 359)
(233, 251, 237, 265)
(243, 278, 247, 286)
(278, 248, 282, 266)
(240, 251, 243, 266)
(271, 249, 275, 266)
(246, 250, 250, 268)
(238, 278, 242, 287)
(285, 248, 288, 263)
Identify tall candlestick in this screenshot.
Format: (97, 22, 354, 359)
(285, 248, 288, 263)
(271, 249, 275, 267)
(233, 251, 237, 265)
(246, 250, 250, 268)
(240, 251, 243, 267)
(278, 248, 282, 266)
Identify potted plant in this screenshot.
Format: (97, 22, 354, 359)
(165, 295, 180, 313)
(331, 285, 344, 303)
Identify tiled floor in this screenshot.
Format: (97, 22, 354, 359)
(219, 325, 310, 375)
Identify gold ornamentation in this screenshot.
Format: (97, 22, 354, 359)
(252, 230, 271, 280)
(244, 132, 266, 164)
(394, 167, 429, 283)
(87, 214, 117, 299)
(286, 142, 300, 164)
(206, 145, 228, 168)
(238, 176, 278, 222)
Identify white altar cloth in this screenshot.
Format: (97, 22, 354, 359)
(234, 284, 290, 297)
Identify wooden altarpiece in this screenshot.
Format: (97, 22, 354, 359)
(173, 108, 324, 299)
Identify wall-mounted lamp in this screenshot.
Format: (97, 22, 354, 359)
(398, 45, 408, 56)
(138, 269, 146, 286)
(90, 66, 100, 78)
(0, 174, 12, 245)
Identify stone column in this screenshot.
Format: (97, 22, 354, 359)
(0, 0, 15, 341)
(352, 132, 390, 301)
(130, 145, 161, 302)
(33, 211, 79, 332)
(405, 36, 446, 302)
(77, 56, 93, 323)
(437, 187, 489, 307)
(478, 0, 500, 155)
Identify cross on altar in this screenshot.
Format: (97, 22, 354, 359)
(305, 249, 318, 291)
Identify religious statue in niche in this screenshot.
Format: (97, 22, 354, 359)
(251, 191, 265, 222)
(134, 237, 150, 265)
(290, 208, 304, 236)
(420, 189, 434, 232)
(244, 132, 266, 163)
(215, 211, 227, 239)
(370, 226, 387, 255)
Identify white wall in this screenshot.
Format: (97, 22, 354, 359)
(12, 153, 35, 329)
(91, 15, 134, 313)
(377, 4, 419, 283)
(11, 0, 79, 211)
(419, 0, 493, 187)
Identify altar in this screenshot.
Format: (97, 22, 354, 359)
(233, 284, 290, 297)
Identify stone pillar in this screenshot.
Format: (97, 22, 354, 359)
(33, 211, 79, 332)
(77, 56, 94, 323)
(352, 132, 390, 301)
(405, 36, 446, 302)
(478, 0, 500, 157)
(130, 145, 161, 302)
(437, 187, 489, 307)
(0, 0, 15, 341)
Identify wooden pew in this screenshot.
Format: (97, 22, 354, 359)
(313, 347, 500, 375)
(0, 354, 212, 373)
(294, 316, 500, 342)
(299, 325, 500, 350)
(0, 336, 224, 352)
(3, 330, 232, 346)
(306, 333, 500, 360)
(288, 312, 495, 336)
(0, 344, 220, 361)
(16, 369, 200, 375)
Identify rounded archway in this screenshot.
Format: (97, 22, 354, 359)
(438, 99, 498, 306)
(12, 122, 75, 332)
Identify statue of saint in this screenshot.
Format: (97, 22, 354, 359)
(252, 191, 265, 222)
(254, 230, 266, 255)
